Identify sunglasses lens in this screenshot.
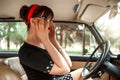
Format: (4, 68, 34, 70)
(35, 16, 52, 22)
(45, 17, 52, 22)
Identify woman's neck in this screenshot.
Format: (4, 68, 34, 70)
(26, 37, 45, 49)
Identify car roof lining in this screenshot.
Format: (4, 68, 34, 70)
(0, 0, 119, 25)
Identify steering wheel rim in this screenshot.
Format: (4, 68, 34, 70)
(82, 41, 110, 79)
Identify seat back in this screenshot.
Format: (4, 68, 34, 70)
(0, 59, 21, 80)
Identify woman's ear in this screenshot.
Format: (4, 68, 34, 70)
(30, 18, 36, 27)
(30, 18, 34, 23)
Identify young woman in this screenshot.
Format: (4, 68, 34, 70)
(18, 4, 92, 80)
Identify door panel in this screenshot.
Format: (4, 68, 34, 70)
(72, 61, 85, 69)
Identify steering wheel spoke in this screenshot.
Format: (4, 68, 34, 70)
(86, 63, 93, 71)
(82, 41, 110, 79)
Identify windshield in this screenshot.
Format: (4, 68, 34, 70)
(94, 11, 120, 55)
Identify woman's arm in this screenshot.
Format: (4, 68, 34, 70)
(49, 22, 72, 68)
(51, 39, 72, 68)
(42, 40, 70, 75)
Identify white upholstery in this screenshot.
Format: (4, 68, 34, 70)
(4, 57, 28, 80)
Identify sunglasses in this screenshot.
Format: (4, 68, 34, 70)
(34, 16, 52, 22)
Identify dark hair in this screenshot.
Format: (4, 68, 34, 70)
(20, 4, 54, 29)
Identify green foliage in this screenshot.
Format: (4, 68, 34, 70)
(0, 22, 26, 50)
(66, 50, 82, 54)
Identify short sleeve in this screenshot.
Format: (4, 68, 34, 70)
(43, 60, 54, 73)
(19, 46, 54, 73)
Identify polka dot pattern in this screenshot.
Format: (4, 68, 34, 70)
(53, 74, 73, 80)
(43, 60, 73, 80)
(44, 61, 54, 73)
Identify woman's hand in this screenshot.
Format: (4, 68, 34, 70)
(49, 22, 57, 43)
(30, 18, 50, 42)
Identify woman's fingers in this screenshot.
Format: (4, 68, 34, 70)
(30, 17, 51, 41)
(32, 17, 50, 33)
(45, 21, 50, 30)
(38, 18, 44, 30)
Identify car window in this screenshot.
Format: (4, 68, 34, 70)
(0, 22, 27, 51)
(94, 11, 120, 55)
(0, 21, 98, 55)
(54, 22, 98, 55)
(54, 22, 83, 54)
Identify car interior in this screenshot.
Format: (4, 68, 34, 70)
(0, 0, 120, 80)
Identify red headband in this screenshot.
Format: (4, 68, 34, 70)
(26, 4, 39, 26)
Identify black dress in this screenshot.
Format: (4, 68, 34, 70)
(18, 42, 73, 80)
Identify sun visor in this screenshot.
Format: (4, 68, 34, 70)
(76, 0, 119, 24)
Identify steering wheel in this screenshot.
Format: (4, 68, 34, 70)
(82, 41, 110, 79)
